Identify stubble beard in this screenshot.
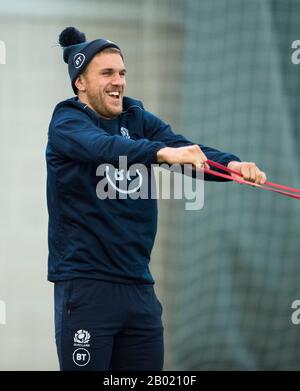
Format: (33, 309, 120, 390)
(87, 90, 122, 119)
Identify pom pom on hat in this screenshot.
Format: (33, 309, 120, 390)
(58, 27, 86, 47)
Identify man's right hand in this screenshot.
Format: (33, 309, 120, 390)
(156, 145, 210, 169)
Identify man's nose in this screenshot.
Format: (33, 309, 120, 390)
(111, 73, 125, 85)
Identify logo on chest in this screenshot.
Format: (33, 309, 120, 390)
(120, 127, 130, 139)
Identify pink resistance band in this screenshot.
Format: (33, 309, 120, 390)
(198, 159, 300, 200)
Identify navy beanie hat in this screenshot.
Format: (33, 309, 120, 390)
(58, 27, 122, 94)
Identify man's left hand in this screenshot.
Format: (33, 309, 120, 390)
(227, 161, 267, 184)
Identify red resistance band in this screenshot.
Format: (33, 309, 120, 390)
(197, 159, 300, 200)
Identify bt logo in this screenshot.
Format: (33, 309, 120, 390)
(72, 348, 91, 367)
(74, 53, 85, 68)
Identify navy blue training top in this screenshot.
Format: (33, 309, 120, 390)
(46, 96, 240, 284)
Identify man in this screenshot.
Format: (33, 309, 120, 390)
(46, 27, 266, 371)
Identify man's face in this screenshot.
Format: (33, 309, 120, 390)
(76, 51, 126, 118)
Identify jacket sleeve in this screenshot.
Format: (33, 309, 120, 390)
(48, 107, 166, 167)
(142, 109, 241, 181)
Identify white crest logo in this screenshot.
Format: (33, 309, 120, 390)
(74, 53, 85, 69)
(120, 127, 130, 139)
(74, 329, 91, 344)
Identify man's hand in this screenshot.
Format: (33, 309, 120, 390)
(227, 161, 267, 184)
(157, 145, 210, 169)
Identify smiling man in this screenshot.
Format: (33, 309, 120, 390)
(75, 49, 126, 118)
(46, 27, 266, 371)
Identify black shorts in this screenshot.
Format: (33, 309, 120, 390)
(54, 278, 164, 370)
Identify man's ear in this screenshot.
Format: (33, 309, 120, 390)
(75, 74, 86, 92)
